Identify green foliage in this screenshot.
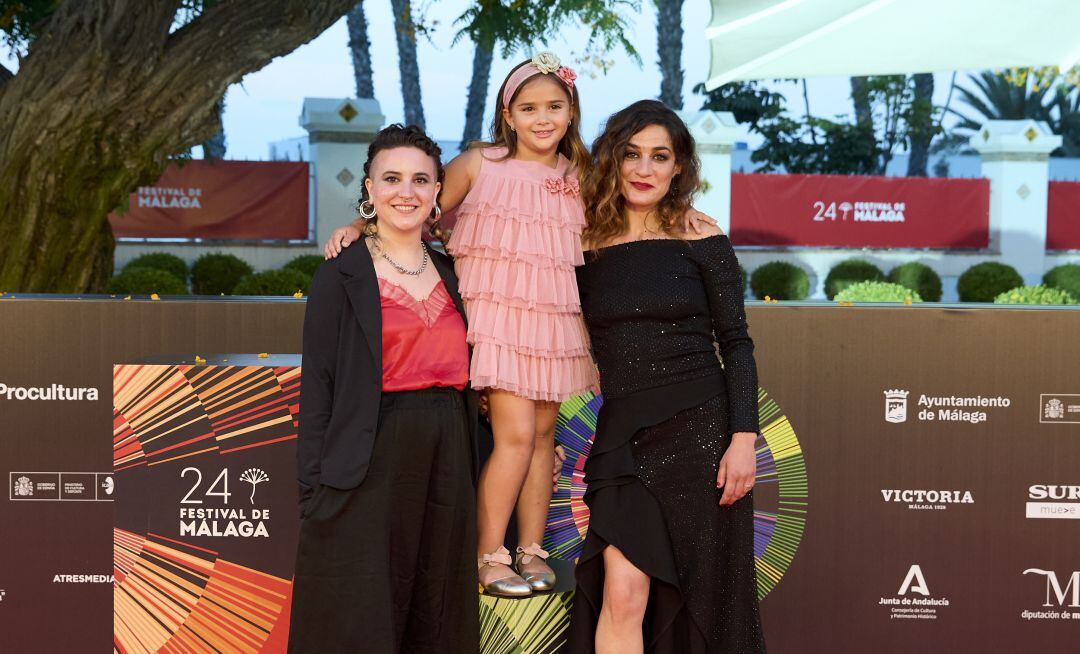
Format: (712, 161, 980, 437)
(190, 253, 253, 295)
(1042, 263, 1080, 299)
(824, 259, 885, 300)
(993, 285, 1077, 306)
(746, 75, 940, 176)
(749, 262, 809, 301)
(694, 81, 785, 131)
(0, 0, 56, 50)
(752, 115, 879, 175)
(888, 262, 942, 302)
(123, 253, 188, 283)
(834, 281, 922, 303)
(455, 0, 640, 66)
(106, 267, 190, 296)
(951, 71, 1053, 130)
(957, 262, 1023, 302)
(950, 70, 1080, 157)
(232, 269, 311, 296)
(283, 254, 324, 278)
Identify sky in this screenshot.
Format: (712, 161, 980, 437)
(2, 1, 967, 160)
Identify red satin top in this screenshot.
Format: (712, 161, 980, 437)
(378, 278, 469, 392)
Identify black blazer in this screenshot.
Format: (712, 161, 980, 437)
(296, 236, 479, 508)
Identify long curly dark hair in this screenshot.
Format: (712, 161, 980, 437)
(357, 124, 444, 235)
(582, 100, 701, 247)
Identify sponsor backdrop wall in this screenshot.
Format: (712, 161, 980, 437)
(1, 298, 1078, 653)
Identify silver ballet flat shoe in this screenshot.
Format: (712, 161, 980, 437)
(478, 546, 532, 598)
(515, 543, 556, 592)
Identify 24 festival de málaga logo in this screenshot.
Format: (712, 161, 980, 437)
(179, 467, 272, 538)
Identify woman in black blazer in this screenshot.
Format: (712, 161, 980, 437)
(289, 125, 479, 653)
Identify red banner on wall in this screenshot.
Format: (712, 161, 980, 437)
(730, 173, 990, 248)
(109, 160, 309, 240)
(1047, 181, 1080, 250)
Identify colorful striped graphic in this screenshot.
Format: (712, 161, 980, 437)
(114, 363, 301, 653)
(547, 387, 808, 601)
(113, 529, 292, 654)
(113, 364, 300, 471)
(480, 593, 573, 654)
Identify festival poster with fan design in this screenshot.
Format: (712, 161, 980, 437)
(112, 357, 301, 653)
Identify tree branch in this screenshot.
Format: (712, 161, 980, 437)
(0, 61, 13, 86)
(164, 0, 355, 86)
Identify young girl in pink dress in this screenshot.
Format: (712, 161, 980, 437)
(326, 52, 596, 596)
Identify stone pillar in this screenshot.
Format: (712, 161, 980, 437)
(682, 111, 741, 233)
(300, 98, 385, 246)
(969, 120, 1061, 285)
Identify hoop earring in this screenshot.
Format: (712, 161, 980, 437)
(359, 200, 376, 219)
(429, 205, 447, 241)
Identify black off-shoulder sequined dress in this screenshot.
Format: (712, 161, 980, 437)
(568, 235, 766, 653)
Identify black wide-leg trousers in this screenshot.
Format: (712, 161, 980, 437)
(288, 388, 478, 654)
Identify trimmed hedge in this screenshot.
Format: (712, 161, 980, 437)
(993, 285, 1078, 305)
(749, 262, 810, 300)
(888, 262, 942, 302)
(233, 269, 311, 296)
(106, 267, 190, 295)
(835, 281, 923, 303)
(191, 253, 254, 295)
(123, 252, 188, 283)
(957, 262, 1023, 302)
(1043, 263, 1080, 300)
(824, 259, 885, 300)
(283, 254, 325, 278)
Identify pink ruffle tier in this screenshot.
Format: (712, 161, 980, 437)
(446, 148, 597, 402)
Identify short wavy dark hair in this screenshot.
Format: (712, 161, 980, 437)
(357, 123, 444, 220)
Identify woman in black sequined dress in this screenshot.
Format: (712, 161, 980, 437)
(567, 100, 766, 654)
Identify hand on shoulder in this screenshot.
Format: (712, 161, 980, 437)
(682, 208, 725, 240)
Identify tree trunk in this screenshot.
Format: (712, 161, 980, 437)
(460, 41, 493, 152)
(907, 72, 935, 177)
(391, 0, 425, 129)
(850, 76, 872, 127)
(347, 1, 375, 99)
(0, 0, 356, 292)
(201, 97, 227, 159)
(655, 0, 684, 110)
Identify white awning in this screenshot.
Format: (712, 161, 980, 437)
(705, 0, 1080, 89)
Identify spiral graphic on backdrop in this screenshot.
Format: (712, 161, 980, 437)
(544, 387, 808, 601)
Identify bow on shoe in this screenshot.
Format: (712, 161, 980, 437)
(516, 543, 549, 565)
(480, 546, 513, 566)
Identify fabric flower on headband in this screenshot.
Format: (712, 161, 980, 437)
(555, 66, 577, 88)
(532, 52, 562, 74)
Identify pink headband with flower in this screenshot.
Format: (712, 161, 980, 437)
(502, 51, 577, 109)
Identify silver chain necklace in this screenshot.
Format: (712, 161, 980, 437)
(380, 241, 429, 276)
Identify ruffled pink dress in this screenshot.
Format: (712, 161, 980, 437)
(446, 147, 598, 402)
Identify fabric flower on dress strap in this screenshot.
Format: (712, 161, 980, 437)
(545, 175, 580, 197)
